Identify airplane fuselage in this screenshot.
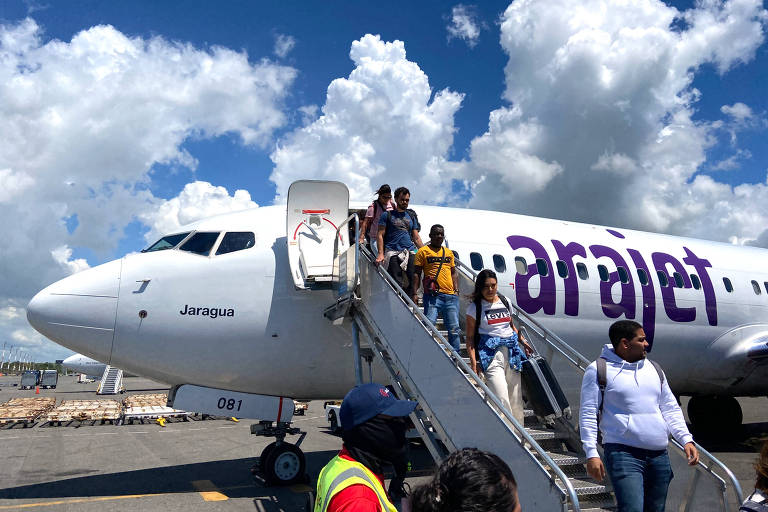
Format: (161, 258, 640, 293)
(27, 202, 768, 400)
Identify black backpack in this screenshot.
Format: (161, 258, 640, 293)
(406, 208, 420, 232)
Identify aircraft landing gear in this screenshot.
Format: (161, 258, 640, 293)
(687, 395, 743, 432)
(251, 420, 308, 486)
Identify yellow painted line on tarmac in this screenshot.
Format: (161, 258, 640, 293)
(0, 493, 160, 509)
(191, 480, 229, 502)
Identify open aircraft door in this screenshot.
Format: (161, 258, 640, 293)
(286, 180, 350, 289)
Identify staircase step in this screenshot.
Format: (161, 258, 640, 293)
(572, 492, 616, 511)
(560, 477, 611, 496)
(527, 428, 568, 440)
(543, 452, 586, 467)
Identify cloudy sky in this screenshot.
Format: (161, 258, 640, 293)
(1, 0, 766, 361)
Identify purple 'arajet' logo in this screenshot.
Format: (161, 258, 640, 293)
(506, 235, 717, 349)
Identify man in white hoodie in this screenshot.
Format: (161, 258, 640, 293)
(579, 320, 699, 512)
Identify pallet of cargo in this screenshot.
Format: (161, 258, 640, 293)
(43, 399, 122, 425)
(122, 393, 171, 408)
(0, 397, 56, 427)
(122, 393, 188, 423)
(123, 405, 190, 423)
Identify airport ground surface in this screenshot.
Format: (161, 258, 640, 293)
(0, 374, 764, 511)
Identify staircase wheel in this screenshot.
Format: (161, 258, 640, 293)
(329, 411, 341, 434)
(263, 443, 306, 486)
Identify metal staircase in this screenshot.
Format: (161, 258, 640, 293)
(97, 365, 123, 395)
(284, 178, 743, 510)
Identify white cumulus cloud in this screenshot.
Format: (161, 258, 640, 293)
(51, 245, 90, 275)
(0, 18, 295, 358)
(721, 102, 753, 121)
(274, 33, 296, 58)
(270, 34, 464, 204)
(458, 0, 768, 246)
(139, 181, 258, 242)
(447, 4, 483, 48)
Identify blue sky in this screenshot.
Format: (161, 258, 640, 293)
(3, 1, 511, 203)
(1, 0, 766, 359)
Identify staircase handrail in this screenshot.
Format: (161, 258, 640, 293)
(452, 256, 744, 509)
(357, 245, 582, 511)
(97, 364, 110, 394)
(669, 438, 744, 509)
(332, 213, 360, 290)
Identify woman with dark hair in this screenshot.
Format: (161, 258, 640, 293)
(740, 440, 768, 511)
(409, 448, 521, 512)
(465, 269, 533, 426)
(360, 184, 395, 255)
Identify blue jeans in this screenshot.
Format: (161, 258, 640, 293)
(423, 292, 460, 351)
(604, 443, 673, 512)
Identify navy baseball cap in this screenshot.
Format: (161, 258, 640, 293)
(340, 383, 417, 430)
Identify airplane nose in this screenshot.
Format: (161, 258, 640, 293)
(62, 354, 78, 366)
(27, 259, 121, 362)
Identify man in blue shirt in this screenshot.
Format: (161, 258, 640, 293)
(375, 187, 423, 303)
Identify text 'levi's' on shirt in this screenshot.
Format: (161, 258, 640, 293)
(466, 298, 515, 338)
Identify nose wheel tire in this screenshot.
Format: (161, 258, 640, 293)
(259, 442, 278, 466)
(263, 443, 306, 486)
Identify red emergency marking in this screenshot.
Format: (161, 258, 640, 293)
(277, 396, 284, 422)
(323, 218, 344, 241)
(302, 209, 330, 214)
(291, 218, 343, 241)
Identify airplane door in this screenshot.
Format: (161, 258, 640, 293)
(286, 180, 350, 289)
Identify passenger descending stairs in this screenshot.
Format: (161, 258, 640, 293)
(326, 245, 614, 511)
(97, 365, 123, 395)
(430, 310, 616, 511)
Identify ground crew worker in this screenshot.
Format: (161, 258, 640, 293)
(315, 383, 417, 512)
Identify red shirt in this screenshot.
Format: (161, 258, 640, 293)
(326, 447, 386, 512)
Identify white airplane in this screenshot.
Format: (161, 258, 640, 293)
(61, 353, 107, 377)
(26, 180, 768, 434)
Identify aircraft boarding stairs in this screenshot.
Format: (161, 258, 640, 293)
(97, 365, 123, 395)
(286, 180, 743, 511)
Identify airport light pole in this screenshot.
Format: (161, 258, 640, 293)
(0, 344, 10, 370)
(0, 342, 6, 369)
(5, 346, 16, 371)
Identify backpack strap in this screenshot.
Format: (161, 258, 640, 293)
(474, 300, 481, 341)
(497, 293, 511, 312)
(406, 208, 420, 232)
(497, 293, 517, 332)
(596, 358, 607, 416)
(648, 359, 665, 386)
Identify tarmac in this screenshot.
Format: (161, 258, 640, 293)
(0, 373, 765, 511)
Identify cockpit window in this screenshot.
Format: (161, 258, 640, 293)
(179, 232, 220, 256)
(216, 232, 255, 255)
(142, 232, 191, 253)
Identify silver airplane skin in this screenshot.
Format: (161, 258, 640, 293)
(26, 181, 768, 430)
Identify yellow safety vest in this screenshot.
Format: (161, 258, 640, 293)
(315, 455, 398, 512)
